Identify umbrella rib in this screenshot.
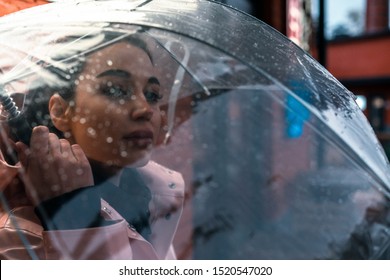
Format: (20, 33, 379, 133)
(146, 33, 211, 96)
(161, 40, 190, 144)
(145, 32, 211, 144)
(133, 0, 153, 9)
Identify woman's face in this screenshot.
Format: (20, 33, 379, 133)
(64, 41, 163, 167)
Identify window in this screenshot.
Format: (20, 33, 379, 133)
(312, 0, 389, 40)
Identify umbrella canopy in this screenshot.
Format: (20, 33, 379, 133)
(0, 0, 390, 260)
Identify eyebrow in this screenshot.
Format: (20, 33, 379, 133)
(96, 69, 130, 78)
(96, 69, 160, 86)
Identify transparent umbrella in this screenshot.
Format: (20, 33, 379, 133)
(0, 0, 389, 260)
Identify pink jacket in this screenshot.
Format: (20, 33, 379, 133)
(0, 160, 185, 260)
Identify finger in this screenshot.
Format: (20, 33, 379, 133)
(71, 144, 92, 183)
(48, 133, 61, 159)
(15, 141, 30, 167)
(7, 137, 17, 152)
(30, 126, 49, 155)
(59, 138, 73, 160)
(1, 138, 19, 165)
(70, 144, 88, 162)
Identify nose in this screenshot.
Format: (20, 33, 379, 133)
(130, 94, 153, 121)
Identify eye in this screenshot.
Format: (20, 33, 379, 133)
(144, 91, 162, 104)
(101, 84, 131, 99)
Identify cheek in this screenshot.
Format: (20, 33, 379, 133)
(69, 104, 115, 139)
(153, 110, 163, 130)
(72, 98, 120, 125)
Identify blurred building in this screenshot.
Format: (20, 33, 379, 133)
(326, 0, 390, 157)
(229, 0, 390, 158)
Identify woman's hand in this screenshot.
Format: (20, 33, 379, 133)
(16, 126, 93, 206)
(0, 139, 20, 192)
(0, 159, 19, 192)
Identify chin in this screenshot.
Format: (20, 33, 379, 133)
(125, 152, 152, 168)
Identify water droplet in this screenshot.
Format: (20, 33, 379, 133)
(87, 127, 96, 137)
(60, 174, 68, 181)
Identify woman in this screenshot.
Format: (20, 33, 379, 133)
(0, 32, 184, 259)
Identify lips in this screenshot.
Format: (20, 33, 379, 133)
(123, 130, 154, 148)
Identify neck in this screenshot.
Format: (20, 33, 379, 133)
(89, 159, 122, 185)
